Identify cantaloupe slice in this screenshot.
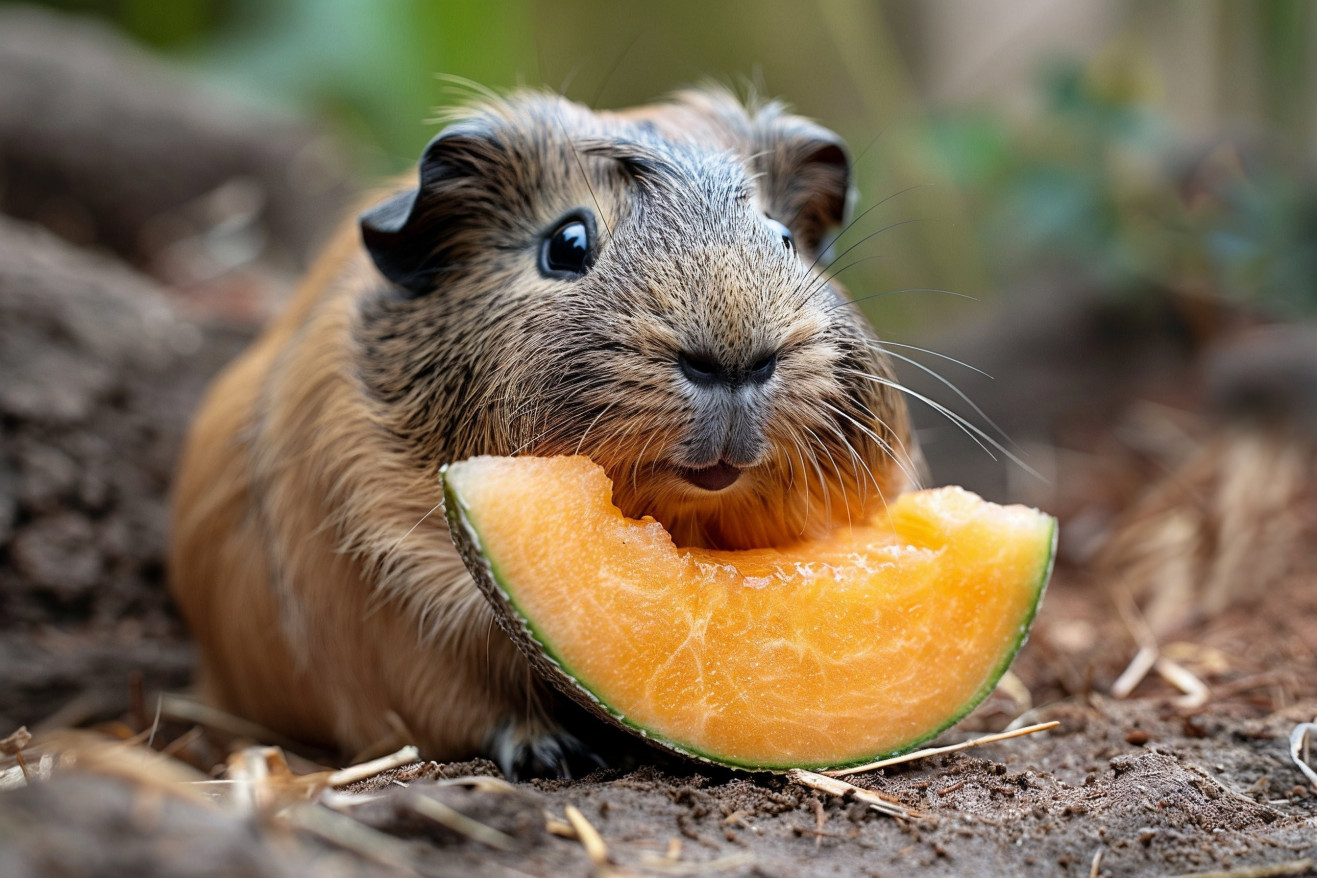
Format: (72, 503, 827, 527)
(443, 455, 1055, 771)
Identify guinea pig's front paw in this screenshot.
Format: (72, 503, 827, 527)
(486, 719, 606, 781)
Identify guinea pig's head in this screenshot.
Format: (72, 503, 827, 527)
(356, 89, 917, 550)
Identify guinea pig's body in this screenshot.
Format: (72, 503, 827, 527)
(169, 89, 917, 777)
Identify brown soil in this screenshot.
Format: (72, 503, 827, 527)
(4, 623, 1315, 878)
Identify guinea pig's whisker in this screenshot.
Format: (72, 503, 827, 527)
(807, 439, 833, 527)
(852, 401, 924, 491)
(386, 498, 449, 565)
(554, 62, 583, 103)
(869, 339, 992, 378)
(812, 216, 934, 286)
(511, 423, 548, 456)
(484, 612, 497, 686)
(518, 399, 581, 453)
(823, 429, 863, 505)
(588, 27, 646, 108)
(786, 427, 822, 532)
(820, 399, 919, 491)
(573, 402, 618, 456)
(871, 347, 1014, 448)
(836, 427, 875, 500)
(789, 186, 930, 306)
(577, 418, 620, 466)
(825, 416, 894, 513)
(553, 116, 614, 239)
(505, 389, 546, 424)
(845, 370, 1041, 479)
(774, 429, 806, 526)
(603, 408, 663, 462)
(816, 414, 881, 496)
(803, 425, 851, 529)
(510, 423, 557, 457)
(791, 215, 948, 309)
(618, 416, 665, 469)
(806, 183, 931, 276)
(597, 417, 643, 466)
(834, 286, 976, 313)
(848, 369, 997, 460)
(632, 427, 665, 498)
(650, 425, 681, 481)
(771, 439, 798, 496)
(605, 420, 655, 481)
(792, 254, 891, 309)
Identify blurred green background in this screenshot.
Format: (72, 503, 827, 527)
(16, 0, 1317, 326)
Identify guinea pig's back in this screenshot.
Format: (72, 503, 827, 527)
(167, 226, 367, 746)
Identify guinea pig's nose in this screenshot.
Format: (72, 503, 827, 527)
(678, 351, 777, 389)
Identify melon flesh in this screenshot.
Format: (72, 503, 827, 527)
(443, 455, 1055, 771)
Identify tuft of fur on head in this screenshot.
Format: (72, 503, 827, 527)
(356, 87, 917, 551)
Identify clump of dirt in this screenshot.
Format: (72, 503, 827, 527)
(0, 215, 257, 732)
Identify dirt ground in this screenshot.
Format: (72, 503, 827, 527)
(2, 8, 1316, 877)
(3, 565, 1315, 878)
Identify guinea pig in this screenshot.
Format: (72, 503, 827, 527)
(168, 87, 919, 778)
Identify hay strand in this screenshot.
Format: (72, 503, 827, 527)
(786, 769, 922, 819)
(821, 721, 1061, 777)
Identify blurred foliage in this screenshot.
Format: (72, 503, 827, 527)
(9, 0, 1317, 321)
(927, 50, 1317, 317)
(180, 0, 539, 171)
(26, 0, 231, 48)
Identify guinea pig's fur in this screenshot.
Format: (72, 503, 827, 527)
(169, 87, 919, 777)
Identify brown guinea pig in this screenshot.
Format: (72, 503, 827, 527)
(168, 87, 919, 778)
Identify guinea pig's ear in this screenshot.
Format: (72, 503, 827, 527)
(791, 135, 851, 236)
(759, 119, 852, 255)
(359, 189, 427, 291)
(359, 126, 494, 295)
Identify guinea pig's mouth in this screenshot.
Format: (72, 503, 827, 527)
(677, 460, 742, 492)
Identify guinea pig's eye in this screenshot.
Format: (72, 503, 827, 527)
(765, 217, 795, 254)
(540, 214, 595, 279)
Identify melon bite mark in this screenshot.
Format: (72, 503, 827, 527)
(443, 454, 1056, 771)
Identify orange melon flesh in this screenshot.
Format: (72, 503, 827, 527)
(443, 455, 1055, 771)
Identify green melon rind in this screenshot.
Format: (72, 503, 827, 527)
(442, 463, 1057, 773)
(441, 467, 709, 765)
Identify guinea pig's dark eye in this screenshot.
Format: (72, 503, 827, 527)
(765, 217, 795, 253)
(540, 214, 595, 279)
